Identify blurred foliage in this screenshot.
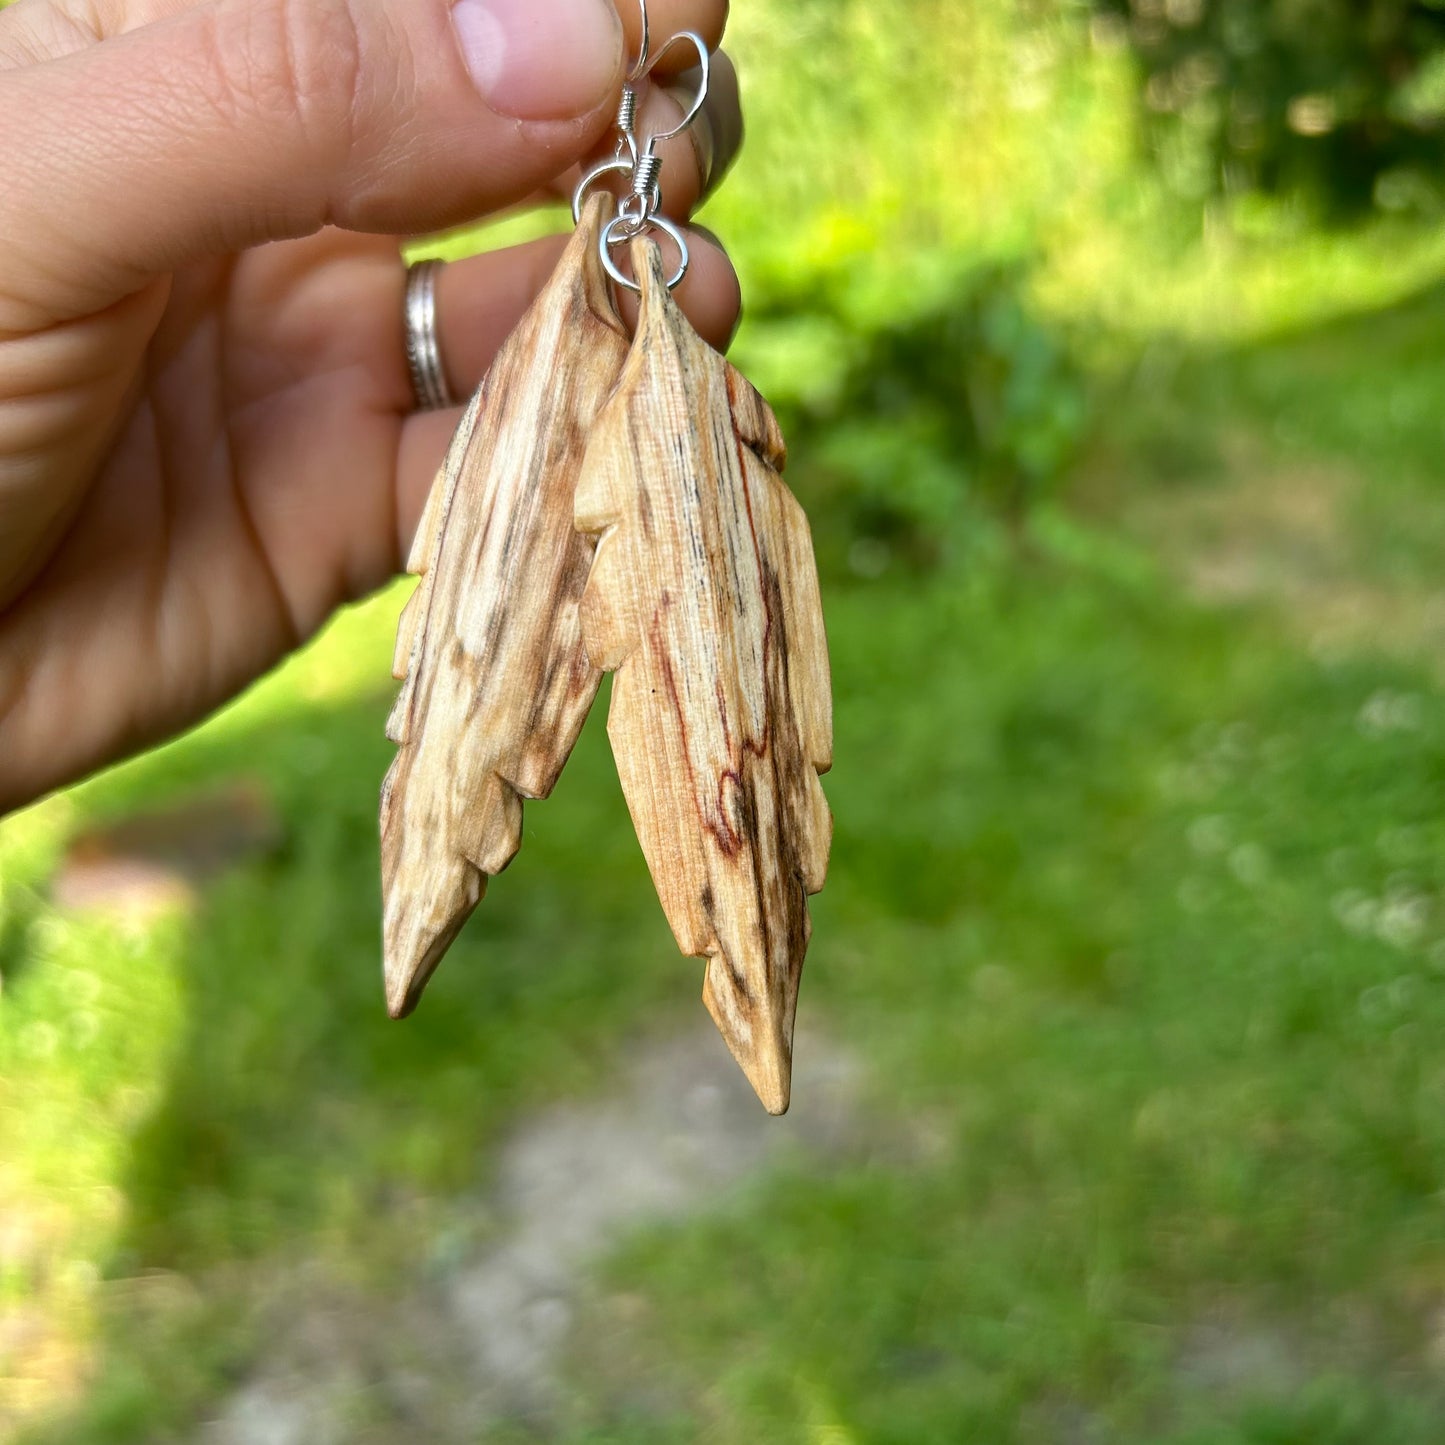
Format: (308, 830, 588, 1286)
(684, 0, 1111, 559)
(757, 259, 1091, 560)
(1094, 0, 1445, 216)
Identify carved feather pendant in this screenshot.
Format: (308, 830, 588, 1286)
(380, 196, 629, 1017)
(574, 241, 834, 1114)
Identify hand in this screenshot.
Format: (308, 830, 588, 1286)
(0, 0, 742, 814)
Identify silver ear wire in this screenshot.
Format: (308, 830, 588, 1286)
(571, 14, 712, 296)
(614, 29, 710, 231)
(572, 156, 635, 225)
(628, 0, 651, 82)
(641, 31, 711, 144)
(610, 0, 649, 166)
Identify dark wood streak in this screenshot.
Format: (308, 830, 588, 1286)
(572, 239, 832, 1113)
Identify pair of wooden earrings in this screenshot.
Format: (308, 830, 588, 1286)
(379, 26, 832, 1115)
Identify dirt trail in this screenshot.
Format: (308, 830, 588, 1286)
(199, 1026, 864, 1443)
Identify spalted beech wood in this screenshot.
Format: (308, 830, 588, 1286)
(381, 198, 627, 1017)
(575, 240, 833, 1114)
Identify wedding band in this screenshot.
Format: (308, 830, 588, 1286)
(404, 260, 454, 412)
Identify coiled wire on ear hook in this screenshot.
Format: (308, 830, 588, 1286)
(618, 30, 710, 228)
(572, 18, 713, 294)
(610, 0, 649, 164)
(599, 30, 710, 293)
(573, 0, 653, 221)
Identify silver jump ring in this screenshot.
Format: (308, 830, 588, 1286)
(404, 260, 454, 412)
(572, 158, 635, 226)
(600, 213, 690, 294)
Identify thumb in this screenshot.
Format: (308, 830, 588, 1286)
(0, 0, 625, 328)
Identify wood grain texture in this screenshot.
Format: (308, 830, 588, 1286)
(380, 197, 628, 1018)
(575, 240, 834, 1115)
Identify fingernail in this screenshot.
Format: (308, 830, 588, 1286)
(452, 0, 621, 120)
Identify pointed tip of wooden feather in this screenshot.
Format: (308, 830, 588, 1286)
(702, 959, 796, 1116)
(381, 864, 485, 1019)
(383, 920, 447, 1020)
(383, 918, 458, 1020)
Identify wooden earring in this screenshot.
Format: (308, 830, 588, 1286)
(380, 195, 628, 1018)
(574, 240, 834, 1115)
(381, 21, 835, 1116)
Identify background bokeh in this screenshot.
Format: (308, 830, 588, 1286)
(8, 1, 1445, 1439)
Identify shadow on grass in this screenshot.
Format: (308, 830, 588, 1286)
(117, 681, 690, 1251)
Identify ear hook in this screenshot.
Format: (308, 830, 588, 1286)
(641, 30, 711, 146)
(628, 0, 651, 82)
(579, 22, 712, 295)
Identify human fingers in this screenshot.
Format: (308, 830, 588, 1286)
(0, 0, 197, 68)
(0, 0, 631, 330)
(0, 0, 726, 71)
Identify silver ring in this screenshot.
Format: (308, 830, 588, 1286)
(572, 157, 634, 226)
(404, 260, 454, 412)
(600, 213, 690, 295)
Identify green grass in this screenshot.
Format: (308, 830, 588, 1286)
(10, 0, 1445, 1440)
(11, 489, 1445, 1438)
(571, 557, 1445, 1440)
